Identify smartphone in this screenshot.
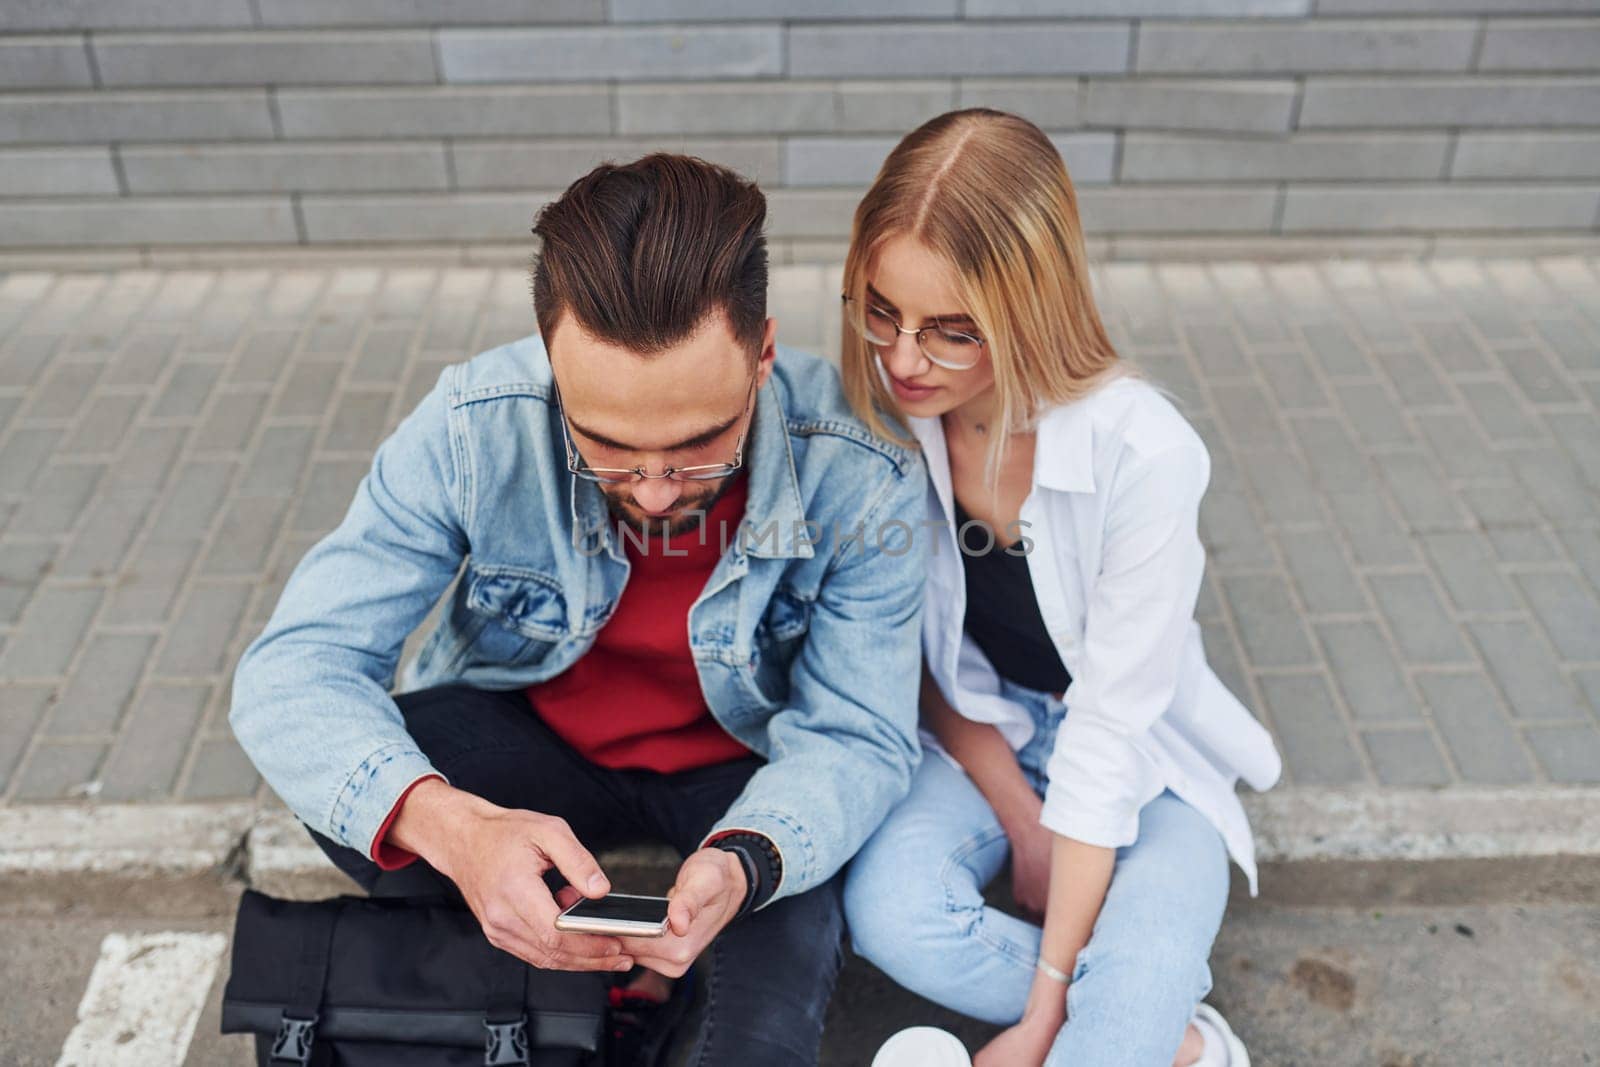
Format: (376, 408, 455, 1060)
(554, 893, 671, 938)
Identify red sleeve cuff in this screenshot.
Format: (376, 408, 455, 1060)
(369, 773, 446, 871)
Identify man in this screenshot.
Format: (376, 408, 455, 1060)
(229, 153, 926, 1065)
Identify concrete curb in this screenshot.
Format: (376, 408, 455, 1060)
(3, 787, 1597, 908)
(0, 802, 256, 877)
(1244, 786, 1600, 863)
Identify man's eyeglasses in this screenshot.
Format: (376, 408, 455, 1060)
(554, 373, 757, 484)
(841, 293, 986, 371)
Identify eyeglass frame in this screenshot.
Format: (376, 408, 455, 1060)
(840, 293, 987, 371)
(552, 370, 759, 484)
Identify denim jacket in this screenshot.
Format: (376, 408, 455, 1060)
(229, 333, 928, 906)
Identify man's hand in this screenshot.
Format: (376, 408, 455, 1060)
(616, 848, 748, 978)
(388, 779, 633, 974)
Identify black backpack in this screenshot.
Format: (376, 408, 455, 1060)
(221, 890, 609, 1066)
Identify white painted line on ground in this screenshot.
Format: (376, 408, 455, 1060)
(55, 932, 227, 1067)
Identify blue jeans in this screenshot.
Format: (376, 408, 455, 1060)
(843, 678, 1231, 1067)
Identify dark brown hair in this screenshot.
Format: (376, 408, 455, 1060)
(530, 153, 768, 357)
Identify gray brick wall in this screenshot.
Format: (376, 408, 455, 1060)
(2, 3, 1598, 257)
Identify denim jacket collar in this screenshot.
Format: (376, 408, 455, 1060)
(741, 375, 814, 560)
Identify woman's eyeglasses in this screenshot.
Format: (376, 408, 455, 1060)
(842, 294, 986, 371)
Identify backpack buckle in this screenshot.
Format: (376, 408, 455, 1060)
(270, 1013, 319, 1065)
(484, 1017, 530, 1066)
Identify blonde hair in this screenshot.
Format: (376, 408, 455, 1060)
(840, 108, 1135, 482)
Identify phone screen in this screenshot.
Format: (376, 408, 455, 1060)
(562, 894, 671, 924)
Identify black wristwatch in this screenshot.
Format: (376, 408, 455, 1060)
(708, 831, 783, 920)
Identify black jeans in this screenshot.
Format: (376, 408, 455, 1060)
(306, 684, 845, 1067)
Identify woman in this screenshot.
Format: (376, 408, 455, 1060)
(839, 109, 1284, 1067)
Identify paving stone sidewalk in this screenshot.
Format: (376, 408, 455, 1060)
(0, 257, 1597, 808)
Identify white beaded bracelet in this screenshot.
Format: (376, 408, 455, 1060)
(1036, 957, 1071, 984)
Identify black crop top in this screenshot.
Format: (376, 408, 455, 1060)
(953, 498, 1073, 695)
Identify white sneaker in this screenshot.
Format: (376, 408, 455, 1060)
(871, 1026, 973, 1067)
(1192, 1003, 1250, 1067)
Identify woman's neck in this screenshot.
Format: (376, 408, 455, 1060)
(943, 386, 1002, 444)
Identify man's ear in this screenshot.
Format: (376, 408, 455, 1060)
(756, 316, 778, 388)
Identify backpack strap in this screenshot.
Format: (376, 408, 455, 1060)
(269, 899, 339, 1066)
(483, 947, 531, 1067)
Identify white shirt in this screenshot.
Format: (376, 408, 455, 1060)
(910, 374, 1283, 896)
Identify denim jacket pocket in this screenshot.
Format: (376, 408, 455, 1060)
(746, 585, 814, 703)
(463, 561, 568, 665)
(755, 584, 813, 647)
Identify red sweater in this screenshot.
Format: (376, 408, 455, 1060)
(371, 476, 753, 869)
(524, 475, 753, 774)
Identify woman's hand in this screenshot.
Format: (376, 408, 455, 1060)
(975, 962, 1069, 1067)
(1003, 808, 1053, 919)
(973, 1009, 1060, 1067)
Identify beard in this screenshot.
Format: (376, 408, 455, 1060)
(601, 470, 745, 539)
